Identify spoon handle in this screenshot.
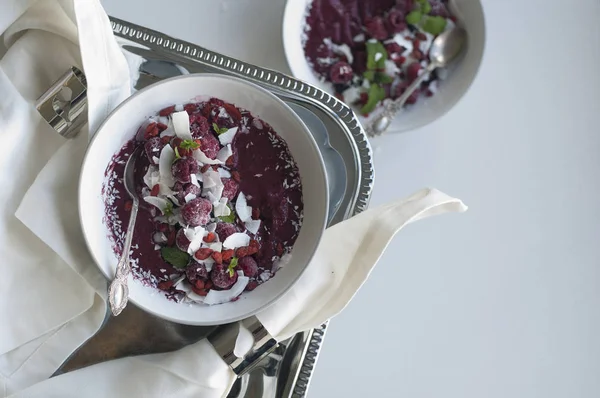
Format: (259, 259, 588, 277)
(108, 200, 139, 316)
(367, 62, 438, 137)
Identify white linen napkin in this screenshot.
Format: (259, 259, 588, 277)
(0, 1, 468, 397)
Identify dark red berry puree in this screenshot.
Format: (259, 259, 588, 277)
(102, 98, 303, 305)
(303, 0, 458, 116)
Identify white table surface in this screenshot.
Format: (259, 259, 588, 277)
(102, 0, 600, 396)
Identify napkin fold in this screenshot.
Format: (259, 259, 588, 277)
(0, 1, 468, 397)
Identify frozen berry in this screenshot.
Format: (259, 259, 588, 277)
(174, 183, 201, 204)
(171, 158, 200, 184)
(190, 114, 210, 137)
(365, 16, 388, 40)
(221, 178, 239, 201)
(406, 62, 422, 81)
(211, 264, 238, 289)
(387, 9, 407, 33)
(245, 281, 259, 292)
(329, 61, 354, 84)
(181, 197, 212, 227)
(215, 222, 238, 242)
(429, 0, 449, 17)
(238, 257, 259, 277)
(144, 137, 165, 165)
(393, 81, 420, 104)
(186, 264, 208, 284)
(198, 131, 220, 159)
(385, 42, 405, 59)
(176, 229, 190, 251)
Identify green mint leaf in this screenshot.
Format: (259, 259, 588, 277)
(360, 83, 386, 115)
(421, 15, 447, 35)
(421, 0, 432, 14)
(228, 257, 239, 277)
(364, 40, 388, 82)
(164, 200, 174, 216)
(406, 10, 422, 25)
(180, 139, 200, 150)
(174, 147, 181, 160)
(375, 72, 393, 85)
(212, 122, 229, 135)
(218, 204, 236, 223)
(161, 247, 190, 269)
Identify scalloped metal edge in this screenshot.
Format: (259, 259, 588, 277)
(109, 17, 374, 398)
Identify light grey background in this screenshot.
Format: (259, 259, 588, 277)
(102, 0, 600, 397)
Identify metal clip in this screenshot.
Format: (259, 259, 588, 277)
(208, 316, 278, 376)
(36, 66, 88, 139)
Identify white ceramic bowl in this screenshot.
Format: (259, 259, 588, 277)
(282, 0, 486, 133)
(79, 74, 329, 325)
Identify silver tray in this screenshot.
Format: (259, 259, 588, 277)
(49, 17, 374, 397)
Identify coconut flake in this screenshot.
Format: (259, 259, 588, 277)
(252, 119, 263, 130)
(208, 242, 222, 252)
(203, 276, 249, 305)
(392, 31, 413, 54)
(206, 223, 217, 233)
(192, 148, 223, 165)
(202, 170, 224, 202)
(223, 232, 250, 250)
(342, 86, 361, 104)
(143, 166, 160, 188)
(218, 168, 231, 178)
(235, 192, 252, 222)
(171, 111, 194, 140)
(259, 271, 271, 282)
(190, 174, 200, 187)
(185, 226, 206, 255)
(384, 59, 400, 76)
(187, 290, 205, 303)
(184, 193, 197, 203)
(216, 144, 233, 164)
(244, 219, 261, 235)
(213, 198, 231, 217)
(159, 145, 175, 187)
(274, 253, 293, 270)
(144, 196, 170, 214)
(218, 127, 238, 146)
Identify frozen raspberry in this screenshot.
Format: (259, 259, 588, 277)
(238, 257, 259, 277)
(393, 81, 420, 105)
(215, 222, 238, 242)
(211, 264, 238, 289)
(329, 61, 354, 84)
(245, 281, 259, 292)
(387, 9, 407, 34)
(144, 137, 165, 165)
(171, 158, 200, 184)
(181, 197, 212, 227)
(365, 16, 388, 40)
(395, 0, 415, 13)
(186, 264, 208, 284)
(197, 131, 220, 159)
(429, 0, 450, 17)
(173, 182, 201, 204)
(406, 62, 422, 81)
(221, 178, 239, 201)
(386, 42, 405, 58)
(190, 114, 210, 137)
(176, 229, 190, 251)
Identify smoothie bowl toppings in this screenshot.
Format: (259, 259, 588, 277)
(103, 97, 303, 306)
(303, 0, 459, 116)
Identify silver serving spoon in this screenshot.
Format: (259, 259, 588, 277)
(366, 27, 467, 137)
(108, 146, 142, 316)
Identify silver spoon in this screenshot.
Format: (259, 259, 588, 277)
(366, 27, 467, 137)
(108, 146, 142, 316)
